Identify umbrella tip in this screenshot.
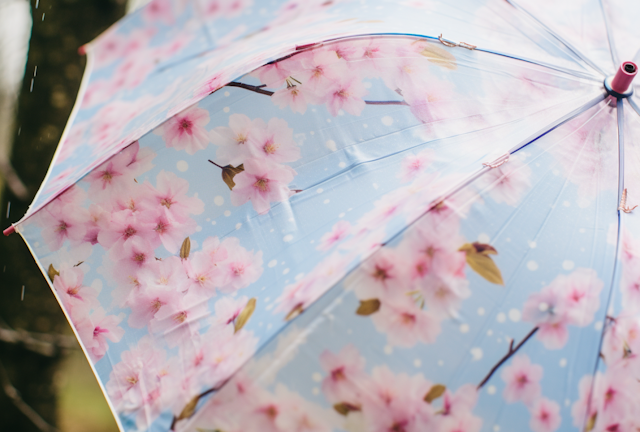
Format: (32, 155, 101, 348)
(605, 61, 637, 98)
(3, 225, 15, 236)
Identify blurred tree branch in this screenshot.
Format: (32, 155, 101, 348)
(0, 359, 59, 432)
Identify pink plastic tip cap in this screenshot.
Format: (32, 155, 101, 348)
(611, 61, 638, 94)
(3, 225, 15, 236)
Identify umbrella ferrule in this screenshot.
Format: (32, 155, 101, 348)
(604, 61, 637, 98)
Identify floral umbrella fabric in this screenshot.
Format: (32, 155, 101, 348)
(9, 0, 640, 432)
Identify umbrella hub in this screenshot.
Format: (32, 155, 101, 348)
(604, 61, 637, 98)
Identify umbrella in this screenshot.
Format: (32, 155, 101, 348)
(5, 0, 640, 431)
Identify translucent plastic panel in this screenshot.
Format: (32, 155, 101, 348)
(26, 0, 605, 219)
(17, 37, 605, 432)
(178, 100, 620, 432)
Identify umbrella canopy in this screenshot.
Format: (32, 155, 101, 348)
(6, 0, 640, 431)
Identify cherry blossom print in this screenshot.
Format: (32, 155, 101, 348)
(529, 398, 561, 432)
(247, 118, 300, 163)
(319, 344, 367, 405)
(211, 296, 250, 327)
(185, 250, 226, 295)
(403, 79, 457, 125)
(317, 220, 352, 251)
(275, 253, 348, 318)
(349, 248, 401, 299)
(106, 336, 175, 428)
(322, 76, 367, 117)
(83, 204, 109, 245)
(117, 237, 156, 278)
(523, 269, 603, 349)
(148, 291, 210, 347)
(127, 285, 181, 329)
(145, 170, 204, 220)
(271, 83, 313, 114)
(294, 49, 347, 94)
(572, 369, 640, 431)
(522, 284, 571, 350)
(97, 209, 158, 259)
(142, 0, 175, 25)
(160, 105, 211, 155)
(379, 48, 430, 92)
(216, 236, 264, 292)
(371, 292, 441, 347)
(399, 149, 435, 183)
(201, 235, 229, 265)
(230, 158, 296, 214)
(274, 384, 337, 432)
(210, 113, 257, 167)
(500, 354, 543, 406)
(75, 307, 125, 362)
(53, 267, 98, 314)
(253, 61, 293, 88)
(476, 155, 533, 206)
(360, 366, 435, 432)
(36, 202, 88, 252)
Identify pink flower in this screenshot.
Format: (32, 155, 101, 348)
(145, 170, 204, 219)
(149, 291, 209, 347)
(361, 366, 434, 432)
(418, 260, 469, 320)
(404, 79, 457, 125)
(117, 237, 156, 278)
(295, 49, 346, 93)
(85, 159, 128, 202)
(53, 267, 98, 313)
(247, 118, 300, 163)
(230, 158, 296, 214)
(253, 61, 292, 87)
(558, 268, 603, 326)
(271, 85, 313, 114)
(203, 325, 258, 387)
(500, 354, 543, 406)
(319, 345, 367, 404)
(322, 76, 367, 116)
(98, 209, 157, 259)
(83, 204, 109, 245)
(529, 398, 561, 432)
(75, 307, 124, 362)
(37, 202, 88, 252)
(217, 237, 263, 292)
(210, 113, 256, 166)
(274, 384, 335, 432)
(351, 248, 402, 299)
(372, 292, 441, 347)
(143, 0, 175, 25)
(160, 105, 210, 155)
(142, 207, 197, 254)
(211, 296, 250, 327)
(185, 251, 225, 296)
(476, 155, 532, 206)
(317, 221, 351, 251)
(399, 150, 434, 182)
(105, 336, 174, 425)
(523, 269, 603, 349)
(201, 236, 229, 264)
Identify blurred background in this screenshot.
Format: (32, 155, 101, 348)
(0, 0, 148, 430)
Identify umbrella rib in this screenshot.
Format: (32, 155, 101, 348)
(598, 0, 620, 68)
(504, 0, 608, 77)
(582, 98, 625, 428)
(225, 81, 408, 105)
